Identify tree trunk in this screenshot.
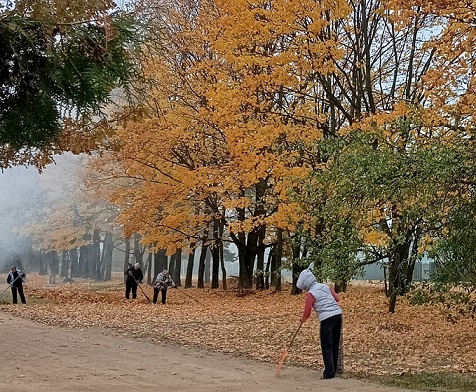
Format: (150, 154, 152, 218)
(334, 281, 348, 293)
(211, 219, 220, 289)
(270, 244, 277, 287)
(79, 245, 89, 278)
(156, 249, 168, 273)
(145, 251, 152, 285)
(404, 227, 422, 292)
(290, 241, 304, 295)
(218, 214, 227, 290)
(60, 250, 70, 280)
(255, 224, 266, 290)
(274, 228, 283, 291)
(265, 247, 273, 289)
(232, 230, 259, 290)
(133, 233, 143, 267)
(39, 251, 48, 275)
(92, 230, 101, 280)
(204, 247, 211, 284)
(69, 248, 79, 278)
(123, 237, 131, 283)
(230, 201, 260, 289)
(103, 232, 114, 281)
(388, 252, 401, 313)
(197, 244, 208, 289)
(48, 250, 59, 284)
(388, 236, 412, 312)
(174, 248, 182, 287)
(100, 235, 107, 279)
(291, 263, 306, 295)
(168, 253, 176, 278)
(185, 244, 196, 288)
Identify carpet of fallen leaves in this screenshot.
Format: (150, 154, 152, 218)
(1, 274, 475, 376)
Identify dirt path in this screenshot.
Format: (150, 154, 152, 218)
(0, 312, 410, 392)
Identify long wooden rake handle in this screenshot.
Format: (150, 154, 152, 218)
(287, 320, 303, 350)
(275, 320, 303, 377)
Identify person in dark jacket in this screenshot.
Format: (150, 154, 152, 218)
(125, 263, 143, 299)
(153, 270, 176, 304)
(7, 266, 26, 304)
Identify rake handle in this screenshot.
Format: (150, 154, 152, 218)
(287, 320, 303, 350)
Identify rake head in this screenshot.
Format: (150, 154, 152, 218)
(275, 349, 289, 377)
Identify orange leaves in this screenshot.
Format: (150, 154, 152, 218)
(363, 230, 390, 247)
(2, 274, 476, 375)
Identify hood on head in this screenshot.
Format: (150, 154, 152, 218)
(296, 269, 316, 291)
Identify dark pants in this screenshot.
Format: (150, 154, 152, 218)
(11, 286, 26, 304)
(153, 288, 167, 304)
(125, 282, 138, 299)
(320, 314, 342, 379)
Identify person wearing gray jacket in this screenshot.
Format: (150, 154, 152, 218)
(297, 268, 342, 379)
(153, 270, 176, 304)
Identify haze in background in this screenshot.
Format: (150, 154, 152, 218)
(0, 158, 71, 271)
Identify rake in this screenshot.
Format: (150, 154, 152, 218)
(0, 268, 27, 300)
(275, 320, 303, 377)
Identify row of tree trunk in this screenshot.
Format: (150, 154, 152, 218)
(34, 229, 115, 283)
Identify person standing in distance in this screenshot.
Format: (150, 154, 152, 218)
(7, 266, 26, 304)
(125, 263, 143, 299)
(153, 270, 176, 304)
(297, 268, 342, 379)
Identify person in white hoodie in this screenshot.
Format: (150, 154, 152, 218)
(296, 268, 342, 379)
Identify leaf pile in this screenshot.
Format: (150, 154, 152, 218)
(1, 275, 475, 376)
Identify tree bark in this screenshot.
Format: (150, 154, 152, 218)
(218, 214, 227, 290)
(265, 247, 273, 289)
(60, 250, 70, 280)
(48, 250, 59, 284)
(274, 228, 283, 291)
(39, 251, 48, 275)
(156, 249, 168, 273)
(103, 232, 113, 281)
(145, 251, 152, 285)
(198, 244, 208, 289)
(123, 237, 131, 283)
(185, 244, 196, 288)
(256, 224, 266, 290)
(211, 219, 220, 289)
(92, 229, 101, 280)
(69, 248, 79, 278)
(204, 246, 211, 284)
(291, 240, 305, 295)
(168, 252, 176, 279)
(133, 233, 144, 267)
(79, 245, 89, 278)
(174, 248, 182, 287)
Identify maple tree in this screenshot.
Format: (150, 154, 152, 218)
(244, 0, 476, 310)
(85, 0, 476, 311)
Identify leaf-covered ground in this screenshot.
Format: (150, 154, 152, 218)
(1, 274, 475, 376)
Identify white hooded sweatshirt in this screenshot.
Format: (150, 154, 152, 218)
(296, 269, 342, 322)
